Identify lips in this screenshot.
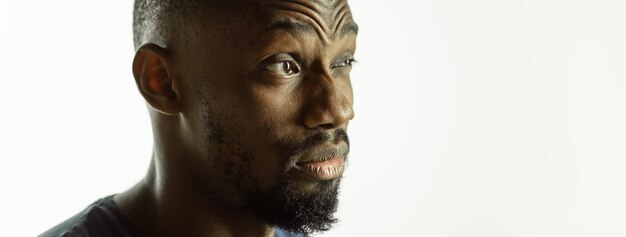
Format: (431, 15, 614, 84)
(295, 155, 345, 181)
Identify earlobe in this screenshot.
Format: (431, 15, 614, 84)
(132, 43, 181, 115)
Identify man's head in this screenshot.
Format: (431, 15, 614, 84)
(131, 0, 357, 234)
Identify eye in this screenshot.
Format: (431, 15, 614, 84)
(265, 60, 301, 77)
(331, 59, 357, 69)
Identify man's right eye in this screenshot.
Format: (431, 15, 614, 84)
(265, 61, 301, 77)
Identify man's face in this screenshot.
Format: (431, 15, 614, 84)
(172, 0, 356, 234)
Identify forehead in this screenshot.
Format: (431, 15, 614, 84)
(250, 0, 357, 44)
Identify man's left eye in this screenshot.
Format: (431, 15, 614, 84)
(331, 59, 357, 69)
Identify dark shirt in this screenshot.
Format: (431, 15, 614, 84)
(39, 195, 304, 237)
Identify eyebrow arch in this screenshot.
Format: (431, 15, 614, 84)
(262, 18, 359, 37)
(340, 20, 359, 36)
(263, 18, 316, 35)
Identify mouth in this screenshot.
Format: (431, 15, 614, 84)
(294, 153, 346, 181)
(286, 131, 350, 181)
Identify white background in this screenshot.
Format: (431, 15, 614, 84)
(2, 0, 626, 236)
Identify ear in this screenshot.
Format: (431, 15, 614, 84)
(132, 43, 182, 115)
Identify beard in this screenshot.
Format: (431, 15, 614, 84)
(198, 91, 348, 235)
(245, 175, 341, 235)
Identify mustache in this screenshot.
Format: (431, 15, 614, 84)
(285, 129, 350, 159)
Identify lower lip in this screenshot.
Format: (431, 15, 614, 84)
(295, 156, 345, 181)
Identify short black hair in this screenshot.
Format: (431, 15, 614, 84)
(133, 0, 219, 49)
(133, 0, 188, 49)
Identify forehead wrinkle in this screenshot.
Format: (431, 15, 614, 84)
(264, 1, 330, 32)
(260, 0, 354, 45)
(292, 0, 335, 29)
(330, 4, 353, 38)
(262, 1, 332, 44)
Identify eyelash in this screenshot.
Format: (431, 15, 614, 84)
(331, 58, 357, 69)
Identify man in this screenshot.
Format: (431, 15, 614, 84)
(41, 0, 357, 236)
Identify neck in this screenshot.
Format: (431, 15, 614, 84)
(114, 147, 276, 237)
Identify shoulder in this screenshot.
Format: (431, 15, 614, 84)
(39, 196, 139, 237)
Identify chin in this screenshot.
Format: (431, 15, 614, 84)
(246, 175, 342, 235)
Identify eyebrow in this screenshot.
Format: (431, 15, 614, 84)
(263, 18, 315, 34)
(262, 18, 359, 38)
(340, 21, 359, 36)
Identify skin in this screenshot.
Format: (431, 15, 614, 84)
(114, 0, 357, 236)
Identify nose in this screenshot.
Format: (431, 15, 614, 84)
(302, 73, 354, 129)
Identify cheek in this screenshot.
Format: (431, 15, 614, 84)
(212, 139, 287, 191)
(237, 85, 303, 184)
(213, 142, 254, 186)
(200, 82, 301, 189)
(240, 82, 302, 138)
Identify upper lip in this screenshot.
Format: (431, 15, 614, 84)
(294, 144, 349, 164)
